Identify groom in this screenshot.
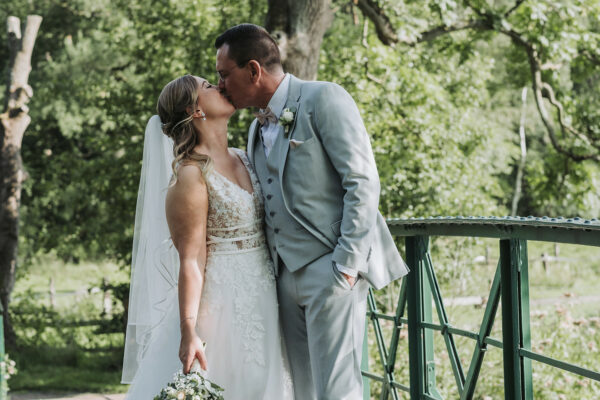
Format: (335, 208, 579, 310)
(215, 24, 409, 399)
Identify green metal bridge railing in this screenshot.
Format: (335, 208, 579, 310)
(362, 216, 600, 399)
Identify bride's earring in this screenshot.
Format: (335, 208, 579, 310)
(196, 109, 207, 121)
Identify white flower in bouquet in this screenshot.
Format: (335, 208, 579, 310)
(154, 360, 224, 400)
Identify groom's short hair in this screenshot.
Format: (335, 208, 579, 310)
(215, 24, 282, 73)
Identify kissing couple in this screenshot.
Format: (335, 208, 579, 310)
(122, 23, 409, 400)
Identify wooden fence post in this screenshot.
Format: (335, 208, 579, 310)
(49, 277, 55, 308)
(102, 277, 112, 315)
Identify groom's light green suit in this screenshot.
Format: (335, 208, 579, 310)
(248, 74, 409, 399)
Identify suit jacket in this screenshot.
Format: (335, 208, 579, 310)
(247, 75, 408, 289)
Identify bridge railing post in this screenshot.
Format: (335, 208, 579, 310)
(500, 239, 533, 400)
(406, 235, 441, 399)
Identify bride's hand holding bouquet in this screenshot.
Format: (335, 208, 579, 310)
(154, 333, 224, 400)
(153, 358, 224, 400)
(179, 323, 208, 374)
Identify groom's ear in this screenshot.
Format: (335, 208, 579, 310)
(247, 60, 261, 83)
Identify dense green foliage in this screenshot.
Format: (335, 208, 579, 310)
(1, 0, 598, 266)
(2, 0, 264, 266)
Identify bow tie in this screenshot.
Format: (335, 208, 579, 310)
(254, 107, 278, 126)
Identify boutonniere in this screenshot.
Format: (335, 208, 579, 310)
(279, 107, 296, 137)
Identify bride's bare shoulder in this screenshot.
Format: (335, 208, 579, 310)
(167, 165, 207, 201)
(165, 164, 208, 246)
(176, 163, 206, 180)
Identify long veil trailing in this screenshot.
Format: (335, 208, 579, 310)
(122, 115, 179, 383)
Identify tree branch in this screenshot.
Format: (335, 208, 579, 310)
(5, 15, 42, 145)
(408, 20, 491, 45)
(541, 82, 598, 148)
(504, 0, 525, 17)
(581, 49, 600, 66)
(494, 27, 599, 159)
(354, 0, 398, 46)
(524, 44, 599, 161)
(353, 1, 598, 161)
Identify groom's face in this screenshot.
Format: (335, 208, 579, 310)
(216, 44, 254, 109)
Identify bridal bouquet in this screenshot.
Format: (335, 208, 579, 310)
(154, 361, 224, 400)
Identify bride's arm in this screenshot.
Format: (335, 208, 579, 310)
(166, 164, 209, 374)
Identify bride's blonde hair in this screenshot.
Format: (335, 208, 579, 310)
(157, 74, 212, 181)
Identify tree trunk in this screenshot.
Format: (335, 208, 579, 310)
(265, 0, 334, 80)
(0, 15, 42, 348)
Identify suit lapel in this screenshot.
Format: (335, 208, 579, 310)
(247, 119, 260, 166)
(278, 75, 302, 180)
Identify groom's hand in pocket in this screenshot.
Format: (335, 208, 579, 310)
(180, 329, 208, 374)
(341, 272, 357, 288)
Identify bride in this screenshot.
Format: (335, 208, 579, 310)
(121, 74, 292, 399)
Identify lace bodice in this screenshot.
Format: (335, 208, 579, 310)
(204, 148, 266, 255)
(197, 148, 278, 368)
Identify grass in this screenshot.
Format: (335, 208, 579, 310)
(9, 341, 130, 394)
(9, 256, 130, 395)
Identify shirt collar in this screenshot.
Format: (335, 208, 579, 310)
(263, 73, 291, 120)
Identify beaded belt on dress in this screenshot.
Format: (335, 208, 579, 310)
(206, 218, 265, 255)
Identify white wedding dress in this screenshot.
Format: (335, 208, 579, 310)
(125, 148, 292, 399)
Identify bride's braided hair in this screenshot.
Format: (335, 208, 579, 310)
(157, 74, 212, 181)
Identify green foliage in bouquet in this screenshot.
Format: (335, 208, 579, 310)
(153, 369, 224, 400)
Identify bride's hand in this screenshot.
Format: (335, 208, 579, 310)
(179, 329, 208, 374)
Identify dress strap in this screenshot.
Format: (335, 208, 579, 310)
(231, 148, 258, 189)
(178, 157, 212, 180)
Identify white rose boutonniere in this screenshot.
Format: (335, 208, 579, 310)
(279, 107, 296, 137)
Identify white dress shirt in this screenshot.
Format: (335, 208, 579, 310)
(259, 74, 357, 279)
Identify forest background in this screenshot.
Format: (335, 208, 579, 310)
(0, 0, 599, 398)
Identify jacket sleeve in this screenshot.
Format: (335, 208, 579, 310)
(313, 83, 380, 271)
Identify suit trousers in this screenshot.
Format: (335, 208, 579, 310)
(277, 252, 369, 400)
